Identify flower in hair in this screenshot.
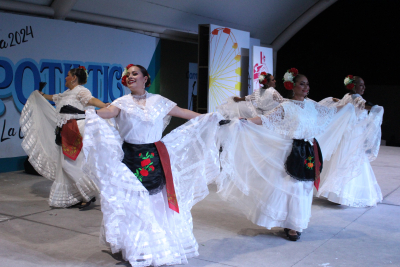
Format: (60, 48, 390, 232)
(258, 72, 268, 85)
(282, 68, 298, 90)
(344, 75, 355, 90)
(122, 64, 135, 77)
(79, 66, 89, 78)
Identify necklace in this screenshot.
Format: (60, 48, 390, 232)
(131, 91, 147, 107)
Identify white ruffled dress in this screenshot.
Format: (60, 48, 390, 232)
(316, 94, 383, 207)
(216, 99, 356, 232)
(20, 86, 98, 207)
(216, 87, 285, 119)
(82, 92, 223, 267)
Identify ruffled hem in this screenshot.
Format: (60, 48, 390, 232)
(48, 176, 98, 207)
(20, 91, 58, 181)
(217, 173, 313, 232)
(82, 110, 223, 266)
(316, 161, 382, 207)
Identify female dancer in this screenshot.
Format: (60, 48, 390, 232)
(20, 66, 108, 208)
(76, 64, 223, 266)
(216, 68, 356, 241)
(217, 72, 285, 119)
(315, 75, 383, 207)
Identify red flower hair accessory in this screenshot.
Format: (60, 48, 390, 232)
(258, 72, 269, 85)
(121, 64, 151, 87)
(79, 66, 89, 78)
(344, 75, 355, 90)
(121, 64, 136, 86)
(282, 68, 298, 90)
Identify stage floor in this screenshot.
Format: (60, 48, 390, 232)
(1, 146, 399, 267)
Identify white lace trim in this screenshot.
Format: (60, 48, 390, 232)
(261, 99, 337, 139)
(48, 176, 98, 207)
(111, 93, 176, 125)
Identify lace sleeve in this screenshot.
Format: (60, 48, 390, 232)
(77, 88, 94, 106)
(245, 90, 257, 101)
(272, 90, 286, 104)
(260, 105, 285, 129)
(161, 97, 177, 131)
(314, 102, 337, 126)
(52, 93, 61, 104)
(352, 95, 366, 110)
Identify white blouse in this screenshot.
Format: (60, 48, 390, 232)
(52, 85, 93, 127)
(260, 99, 337, 140)
(111, 92, 177, 144)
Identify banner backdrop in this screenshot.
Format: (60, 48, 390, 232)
(252, 46, 273, 91)
(0, 13, 160, 172)
(208, 25, 249, 112)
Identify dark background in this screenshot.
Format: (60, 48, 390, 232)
(160, 0, 399, 145)
(276, 0, 400, 146)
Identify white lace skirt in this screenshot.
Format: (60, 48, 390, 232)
(216, 119, 313, 232)
(20, 91, 97, 207)
(83, 110, 223, 267)
(317, 160, 382, 207)
(315, 105, 384, 207)
(216, 105, 356, 232)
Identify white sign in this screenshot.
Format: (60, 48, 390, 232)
(208, 25, 250, 112)
(252, 46, 273, 91)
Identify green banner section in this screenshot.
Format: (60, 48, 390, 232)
(147, 41, 161, 94)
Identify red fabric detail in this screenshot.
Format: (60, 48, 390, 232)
(155, 141, 179, 213)
(313, 139, 321, 190)
(61, 120, 82, 161)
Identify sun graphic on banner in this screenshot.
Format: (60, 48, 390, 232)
(209, 27, 241, 112)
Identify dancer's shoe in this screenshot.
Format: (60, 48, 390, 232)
(284, 228, 300, 241)
(78, 197, 96, 210)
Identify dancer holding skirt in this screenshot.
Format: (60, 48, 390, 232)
(316, 75, 383, 207)
(216, 68, 356, 241)
(66, 64, 223, 266)
(20, 66, 108, 208)
(217, 72, 285, 119)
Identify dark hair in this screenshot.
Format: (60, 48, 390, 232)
(69, 68, 88, 85)
(261, 73, 273, 89)
(293, 74, 306, 85)
(134, 64, 151, 87)
(122, 64, 152, 87)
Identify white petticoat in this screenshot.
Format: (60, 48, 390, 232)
(20, 91, 97, 207)
(315, 100, 384, 207)
(216, 104, 356, 232)
(317, 159, 382, 207)
(82, 110, 223, 267)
